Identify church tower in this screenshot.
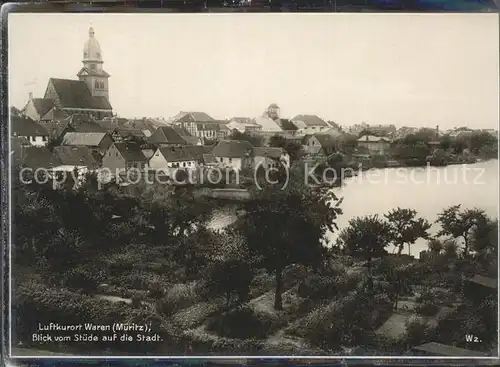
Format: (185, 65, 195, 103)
(77, 26, 110, 100)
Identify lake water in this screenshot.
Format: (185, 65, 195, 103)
(209, 160, 499, 258)
(328, 160, 499, 257)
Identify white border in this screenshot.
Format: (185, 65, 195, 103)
(6, 12, 500, 361)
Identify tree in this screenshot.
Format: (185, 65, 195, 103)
(205, 259, 254, 309)
(237, 165, 342, 310)
(385, 208, 431, 256)
(337, 215, 391, 291)
(228, 130, 263, 147)
(443, 239, 458, 258)
(427, 238, 443, 254)
(436, 205, 488, 256)
(269, 134, 303, 162)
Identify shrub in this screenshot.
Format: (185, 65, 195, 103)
(62, 267, 100, 293)
(416, 301, 439, 316)
(156, 282, 200, 317)
(404, 316, 432, 346)
(205, 306, 273, 339)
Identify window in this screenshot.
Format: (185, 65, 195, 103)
(90, 64, 96, 70)
(115, 152, 118, 157)
(95, 80, 99, 89)
(229, 158, 232, 163)
(108, 152, 111, 156)
(183, 162, 186, 167)
(42, 136, 47, 141)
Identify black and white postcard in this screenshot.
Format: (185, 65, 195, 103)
(7, 12, 499, 358)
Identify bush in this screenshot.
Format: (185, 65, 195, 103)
(62, 267, 101, 293)
(206, 306, 273, 339)
(156, 282, 200, 317)
(297, 273, 360, 301)
(416, 301, 439, 316)
(404, 317, 432, 346)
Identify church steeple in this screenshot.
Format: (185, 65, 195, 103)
(78, 25, 110, 100)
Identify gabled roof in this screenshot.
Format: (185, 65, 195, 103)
(19, 146, 61, 169)
(467, 275, 497, 289)
(76, 67, 110, 78)
(230, 117, 254, 125)
(212, 140, 254, 158)
(116, 128, 147, 139)
(61, 132, 108, 146)
(42, 122, 74, 140)
(291, 114, 329, 127)
(47, 78, 112, 110)
(96, 119, 120, 132)
(175, 111, 215, 123)
(158, 145, 207, 163)
(253, 147, 286, 159)
(147, 126, 186, 145)
(114, 143, 147, 162)
(314, 133, 338, 149)
(172, 126, 191, 137)
(278, 118, 298, 131)
(11, 115, 48, 137)
(181, 136, 202, 146)
(40, 107, 69, 122)
(358, 135, 391, 143)
(254, 115, 283, 133)
(31, 98, 55, 117)
(53, 146, 99, 169)
(202, 153, 218, 165)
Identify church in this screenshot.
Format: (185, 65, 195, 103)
(23, 26, 113, 122)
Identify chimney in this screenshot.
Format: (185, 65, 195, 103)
(28, 92, 33, 100)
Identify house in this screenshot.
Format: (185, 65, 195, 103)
(42, 121, 75, 145)
(11, 115, 49, 146)
(148, 146, 211, 177)
(172, 126, 203, 146)
(366, 124, 397, 138)
(39, 107, 69, 123)
(253, 115, 284, 136)
(112, 128, 148, 145)
(227, 117, 262, 134)
(68, 114, 106, 133)
(16, 146, 61, 171)
(212, 140, 254, 171)
(291, 114, 331, 135)
(302, 133, 339, 160)
(277, 118, 299, 137)
(147, 126, 187, 147)
(410, 342, 488, 357)
(463, 275, 497, 304)
(102, 142, 147, 173)
(61, 132, 113, 156)
(217, 122, 231, 139)
(52, 146, 100, 171)
(22, 93, 56, 122)
(171, 111, 219, 140)
(357, 135, 391, 155)
(253, 147, 290, 170)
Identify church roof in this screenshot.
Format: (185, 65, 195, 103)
(31, 98, 54, 117)
(77, 67, 110, 78)
(48, 78, 112, 111)
(83, 26, 103, 63)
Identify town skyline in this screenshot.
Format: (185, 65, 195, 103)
(9, 13, 499, 130)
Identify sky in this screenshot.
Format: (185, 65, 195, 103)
(8, 13, 499, 129)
